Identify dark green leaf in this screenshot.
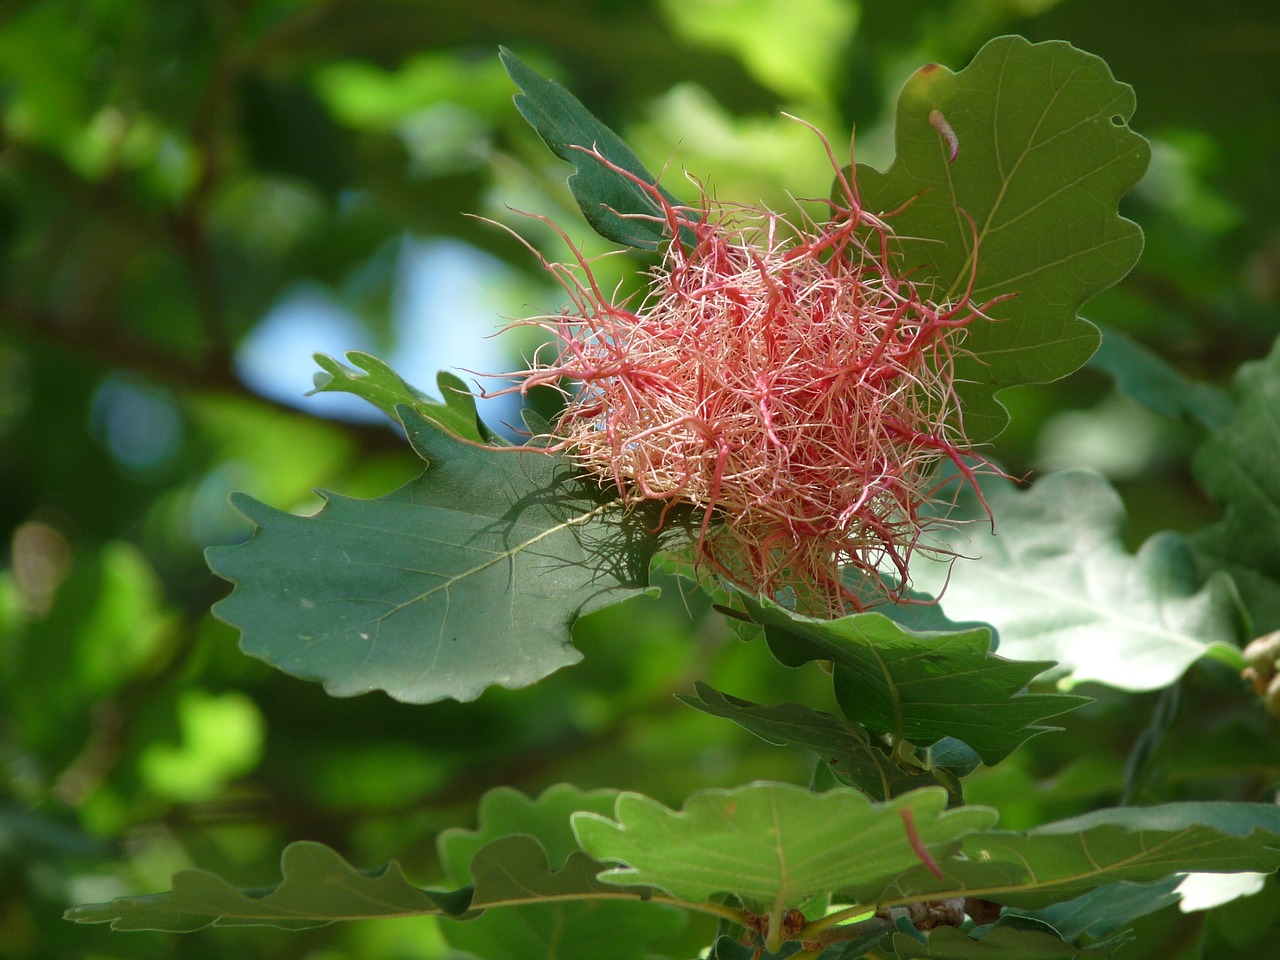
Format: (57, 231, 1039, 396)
(572, 783, 997, 913)
(909, 470, 1248, 690)
(310, 352, 495, 443)
(1007, 876, 1182, 942)
(206, 408, 670, 703)
(856, 36, 1150, 439)
(1192, 336, 1280, 632)
(1198, 875, 1280, 959)
(740, 594, 1085, 766)
(680, 682, 949, 802)
(500, 46, 692, 250)
(891, 923, 1112, 959)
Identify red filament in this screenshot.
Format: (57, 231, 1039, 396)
(491, 129, 1001, 615)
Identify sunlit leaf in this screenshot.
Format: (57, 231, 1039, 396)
(500, 47, 692, 250)
(1192, 336, 1280, 633)
(856, 36, 1150, 439)
(910, 469, 1247, 690)
(739, 594, 1085, 765)
(572, 783, 997, 912)
(206, 407, 672, 703)
(310, 352, 495, 443)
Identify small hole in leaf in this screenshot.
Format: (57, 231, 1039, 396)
(1110, 115, 1125, 126)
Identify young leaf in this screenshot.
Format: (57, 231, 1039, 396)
(856, 36, 1150, 440)
(310, 352, 496, 443)
(1192, 336, 1280, 633)
(908, 469, 1247, 690)
(206, 407, 674, 703)
(572, 783, 997, 912)
(436, 785, 688, 960)
(679, 682, 952, 802)
(739, 594, 1085, 766)
(500, 47, 691, 250)
(65, 835, 654, 932)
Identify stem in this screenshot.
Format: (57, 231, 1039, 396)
(800, 903, 878, 937)
(802, 915, 895, 947)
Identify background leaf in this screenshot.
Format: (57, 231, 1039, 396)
(206, 407, 672, 703)
(1087, 324, 1234, 430)
(740, 595, 1085, 765)
(1191, 336, 1280, 633)
(573, 783, 997, 911)
(909, 469, 1247, 690)
(65, 840, 469, 932)
(66, 834, 654, 932)
(500, 47, 693, 250)
(856, 36, 1150, 440)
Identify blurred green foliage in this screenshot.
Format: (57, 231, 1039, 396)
(1, 1, 1278, 957)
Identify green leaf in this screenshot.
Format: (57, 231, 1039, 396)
(438, 784, 622, 881)
(892, 922, 1112, 959)
(679, 682, 951, 802)
(206, 407, 670, 703)
(1007, 877, 1182, 941)
(1087, 324, 1233, 430)
(909, 469, 1247, 690)
(856, 36, 1150, 440)
(65, 840, 462, 932)
(65, 834, 654, 932)
(310, 352, 495, 443)
(436, 785, 688, 960)
(572, 783, 997, 913)
(1192, 336, 1280, 633)
(955, 802, 1280, 910)
(739, 594, 1085, 766)
(500, 46, 692, 250)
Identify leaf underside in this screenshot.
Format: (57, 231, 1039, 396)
(573, 783, 997, 911)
